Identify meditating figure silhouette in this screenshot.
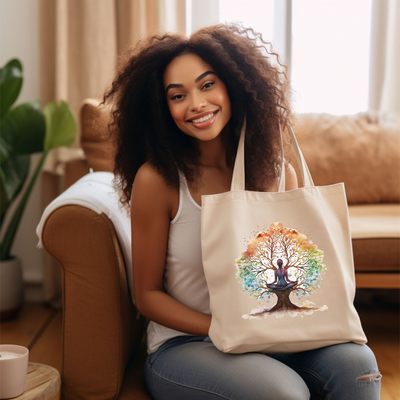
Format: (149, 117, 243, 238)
(267, 259, 298, 291)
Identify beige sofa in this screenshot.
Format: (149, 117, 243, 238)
(289, 113, 400, 289)
(39, 99, 399, 399)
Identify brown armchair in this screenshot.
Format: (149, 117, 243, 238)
(38, 99, 399, 400)
(42, 205, 149, 399)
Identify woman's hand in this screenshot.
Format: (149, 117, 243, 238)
(131, 162, 211, 336)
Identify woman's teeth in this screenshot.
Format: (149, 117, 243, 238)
(191, 112, 215, 123)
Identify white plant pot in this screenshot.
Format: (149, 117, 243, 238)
(0, 257, 24, 320)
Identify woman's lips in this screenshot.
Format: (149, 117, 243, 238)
(187, 110, 219, 129)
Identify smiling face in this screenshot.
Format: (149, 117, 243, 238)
(163, 52, 232, 142)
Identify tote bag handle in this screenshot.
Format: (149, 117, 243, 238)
(230, 119, 314, 192)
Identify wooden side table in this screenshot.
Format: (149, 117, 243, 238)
(16, 362, 60, 400)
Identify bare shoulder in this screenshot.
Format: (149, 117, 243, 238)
(285, 162, 298, 191)
(131, 162, 178, 220)
(134, 162, 167, 191)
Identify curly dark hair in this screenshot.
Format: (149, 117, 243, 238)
(102, 23, 293, 210)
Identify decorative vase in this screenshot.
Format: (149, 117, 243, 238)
(0, 257, 24, 321)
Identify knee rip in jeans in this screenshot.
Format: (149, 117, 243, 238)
(356, 371, 382, 382)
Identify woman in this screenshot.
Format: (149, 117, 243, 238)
(103, 24, 381, 400)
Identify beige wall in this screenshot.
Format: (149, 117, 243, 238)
(0, 0, 44, 301)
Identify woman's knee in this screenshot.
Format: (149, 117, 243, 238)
(320, 343, 382, 399)
(345, 343, 379, 372)
(353, 344, 382, 384)
(328, 343, 381, 384)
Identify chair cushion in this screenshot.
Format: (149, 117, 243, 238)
(80, 98, 114, 172)
(292, 113, 400, 204)
(353, 238, 399, 272)
(349, 204, 400, 272)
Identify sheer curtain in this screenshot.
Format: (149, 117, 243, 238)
(39, 0, 185, 174)
(39, 0, 185, 306)
(368, 0, 400, 128)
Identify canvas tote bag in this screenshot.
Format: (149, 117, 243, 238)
(201, 121, 367, 354)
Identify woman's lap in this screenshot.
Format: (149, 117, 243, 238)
(144, 336, 381, 400)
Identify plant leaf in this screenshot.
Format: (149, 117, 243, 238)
(0, 101, 45, 163)
(43, 101, 77, 151)
(0, 154, 30, 223)
(0, 151, 47, 261)
(0, 59, 23, 120)
(0, 135, 12, 165)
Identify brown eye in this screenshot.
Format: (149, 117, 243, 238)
(171, 94, 184, 100)
(202, 82, 215, 90)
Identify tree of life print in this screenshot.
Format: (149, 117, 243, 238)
(235, 222, 328, 319)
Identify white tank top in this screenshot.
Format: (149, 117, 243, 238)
(146, 172, 210, 354)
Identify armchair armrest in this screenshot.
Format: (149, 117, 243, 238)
(42, 205, 145, 400)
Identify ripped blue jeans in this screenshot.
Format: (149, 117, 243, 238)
(144, 336, 381, 400)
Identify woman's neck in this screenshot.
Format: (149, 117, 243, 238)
(196, 125, 231, 171)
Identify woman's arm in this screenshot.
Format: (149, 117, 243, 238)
(269, 162, 298, 192)
(131, 163, 211, 337)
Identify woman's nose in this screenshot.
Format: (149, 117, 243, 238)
(190, 92, 207, 112)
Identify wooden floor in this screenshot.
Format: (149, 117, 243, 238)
(1, 300, 399, 400)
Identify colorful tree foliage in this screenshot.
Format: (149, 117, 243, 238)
(236, 222, 328, 317)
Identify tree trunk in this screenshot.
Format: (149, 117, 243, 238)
(269, 289, 300, 312)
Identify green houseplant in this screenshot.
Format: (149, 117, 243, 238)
(0, 58, 77, 319)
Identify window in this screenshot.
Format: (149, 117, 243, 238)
(219, 0, 274, 44)
(291, 0, 372, 114)
(216, 0, 372, 115)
